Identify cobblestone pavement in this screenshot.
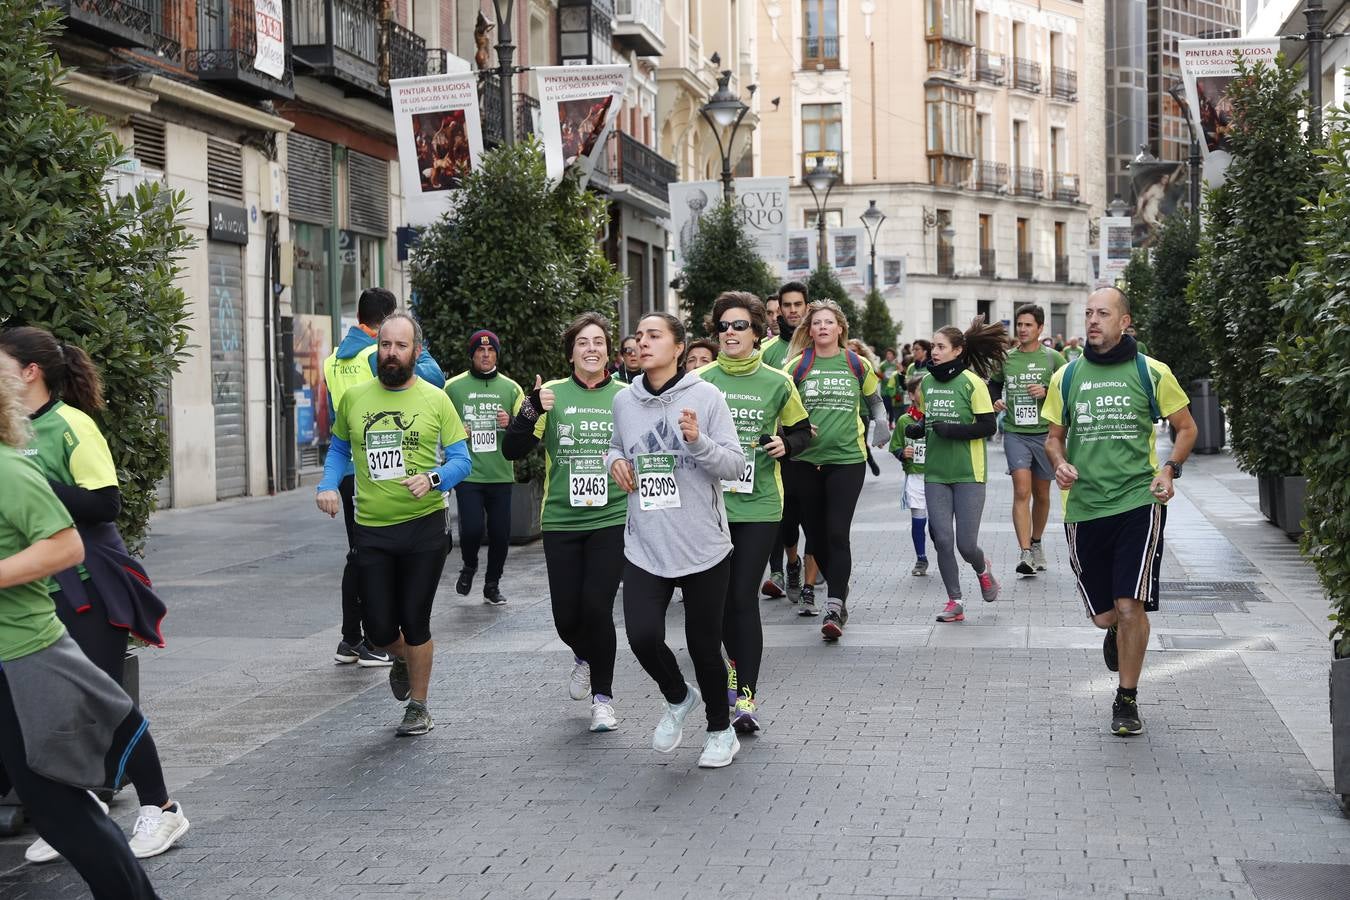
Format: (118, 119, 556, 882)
(3, 441, 1349, 899)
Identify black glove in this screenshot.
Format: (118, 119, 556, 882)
(904, 422, 926, 440)
(930, 421, 954, 439)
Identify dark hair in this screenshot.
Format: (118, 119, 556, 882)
(905, 375, 925, 394)
(936, 315, 1009, 379)
(683, 339, 719, 368)
(562, 311, 613, 363)
(711, 290, 768, 342)
(912, 339, 932, 354)
(637, 311, 687, 345)
(777, 281, 809, 302)
(620, 333, 639, 348)
(0, 326, 105, 413)
(357, 287, 398, 327)
(1014, 303, 1045, 326)
(765, 293, 780, 305)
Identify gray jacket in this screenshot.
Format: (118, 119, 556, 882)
(606, 371, 745, 578)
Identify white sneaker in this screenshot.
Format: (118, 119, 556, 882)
(652, 682, 700, 753)
(26, 793, 109, 863)
(568, 660, 591, 701)
(698, 727, 741, 768)
(129, 802, 189, 859)
(589, 700, 618, 732)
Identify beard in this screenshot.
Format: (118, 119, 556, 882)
(377, 356, 414, 386)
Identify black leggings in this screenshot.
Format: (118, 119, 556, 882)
(542, 526, 624, 698)
(53, 589, 170, 810)
(794, 460, 867, 604)
(623, 555, 732, 732)
(455, 481, 512, 583)
(0, 672, 159, 899)
(355, 513, 449, 647)
(724, 522, 777, 695)
(339, 474, 363, 644)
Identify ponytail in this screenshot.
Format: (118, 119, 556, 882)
(937, 315, 1008, 380)
(0, 326, 106, 413)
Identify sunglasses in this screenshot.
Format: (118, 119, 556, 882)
(621, 347, 638, 355)
(716, 320, 752, 333)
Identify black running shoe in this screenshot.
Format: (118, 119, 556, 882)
(1103, 626, 1119, 673)
(786, 559, 802, 591)
(389, 657, 411, 702)
(1110, 695, 1143, 736)
(797, 585, 817, 616)
(455, 568, 475, 596)
(483, 583, 507, 606)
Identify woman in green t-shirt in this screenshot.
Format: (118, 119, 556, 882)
(784, 301, 891, 641)
(908, 318, 1008, 623)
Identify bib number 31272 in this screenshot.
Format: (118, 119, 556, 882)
(365, 430, 406, 481)
(636, 453, 680, 511)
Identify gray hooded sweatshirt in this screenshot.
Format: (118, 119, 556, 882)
(606, 371, 746, 578)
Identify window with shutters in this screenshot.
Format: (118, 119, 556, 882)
(207, 138, 244, 202)
(131, 116, 167, 172)
(345, 150, 389, 236)
(287, 133, 334, 225)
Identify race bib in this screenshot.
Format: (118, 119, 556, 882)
(636, 453, 680, 511)
(721, 452, 756, 494)
(1014, 402, 1040, 427)
(911, 440, 926, 465)
(470, 425, 497, 454)
(365, 430, 406, 481)
(568, 456, 608, 507)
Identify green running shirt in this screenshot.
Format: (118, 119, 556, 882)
(992, 346, 1066, 435)
(444, 371, 525, 484)
(888, 412, 927, 476)
(0, 446, 72, 662)
(1042, 354, 1189, 523)
(533, 377, 629, 532)
(696, 356, 810, 523)
(759, 335, 789, 371)
(787, 351, 881, 466)
(333, 377, 468, 527)
(25, 401, 118, 490)
(920, 369, 994, 484)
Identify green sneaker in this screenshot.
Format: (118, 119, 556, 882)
(726, 661, 738, 706)
(389, 657, 411, 701)
(396, 700, 434, 736)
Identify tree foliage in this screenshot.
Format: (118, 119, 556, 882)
(1188, 58, 1320, 475)
(0, 1, 192, 550)
(676, 201, 777, 336)
(1142, 212, 1204, 385)
(411, 140, 624, 482)
(806, 265, 859, 327)
(1121, 248, 1154, 341)
(858, 288, 898, 354)
(1267, 109, 1350, 657)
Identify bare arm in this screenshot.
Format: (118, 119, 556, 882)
(1045, 423, 1078, 490)
(1150, 406, 1198, 503)
(0, 527, 85, 589)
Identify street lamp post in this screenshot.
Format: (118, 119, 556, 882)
(493, 0, 516, 147)
(860, 200, 886, 291)
(804, 156, 839, 270)
(1167, 83, 1202, 233)
(699, 70, 752, 203)
(1307, 0, 1326, 139)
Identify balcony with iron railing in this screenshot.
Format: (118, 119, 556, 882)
(1013, 57, 1041, 92)
(189, 0, 294, 98)
(937, 244, 955, 277)
(1055, 255, 1070, 284)
(479, 77, 544, 146)
(292, 0, 383, 98)
(1051, 66, 1077, 101)
(516, 92, 540, 138)
(802, 34, 840, 68)
(614, 0, 663, 57)
(979, 248, 996, 278)
(426, 48, 448, 74)
(55, 0, 180, 59)
(614, 130, 677, 204)
(1014, 166, 1043, 198)
(972, 160, 1007, 192)
(1052, 173, 1080, 202)
(1017, 251, 1033, 281)
(926, 38, 970, 79)
(973, 48, 1005, 85)
(380, 18, 427, 85)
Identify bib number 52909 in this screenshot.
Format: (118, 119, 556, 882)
(636, 453, 680, 511)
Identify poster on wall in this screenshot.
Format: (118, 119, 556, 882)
(1129, 160, 1189, 247)
(669, 178, 790, 271)
(253, 0, 286, 79)
(537, 64, 631, 187)
(389, 74, 484, 227)
(669, 181, 717, 269)
(880, 256, 906, 294)
(829, 228, 865, 284)
(785, 229, 816, 278)
(292, 314, 333, 450)
(1099, 216, 1133, 285)
(1178, 38, 1280, 187)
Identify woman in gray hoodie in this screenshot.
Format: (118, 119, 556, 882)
(606, 312, 747, 768)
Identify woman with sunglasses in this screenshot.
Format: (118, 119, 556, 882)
(784, 301, 891, 640)
(696, 293, 811, 733)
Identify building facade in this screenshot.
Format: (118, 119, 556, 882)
(755, 0, 1106, 344)
(1245, 1, 1350, 112)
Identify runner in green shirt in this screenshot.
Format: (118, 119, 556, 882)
(1044, 286, 1196, 738)
(698, 291, 812, 734)
(784, 299, 891, 640)
(503, 312, 628, 734)
(444, 329, 525, 606)
(889, 376, 930, 577)
(911, 317, 1007, 623)
(988, 304, 1067, 578)
(317, 313, 472, 738)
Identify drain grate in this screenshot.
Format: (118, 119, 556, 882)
(1160, 581, 1267, 600)
(1157, 599, 1249, 614)
(1239, 860, 1350, 899)
(1158, 634, 1276, 652)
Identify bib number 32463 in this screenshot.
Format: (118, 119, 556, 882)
(365, 430, 406, 481)
(568, 456, 608, 507)
(636, 453, 680, 511)
(721, 452, 755, 494)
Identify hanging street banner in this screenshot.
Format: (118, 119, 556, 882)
(390, 73, 485, 227)
(537, 64, 631, 188)
(1129, 160, 1188, 247)
(253, 0, 286, 79)
(785, 229, 816, 278)
(1178, 38, 1280, 187)
(668, 181, 717, 269)
(1099, 216, 1133, 285)
(666, 177, 790, 271)
(829, 228, 865, 284)
(880, 256, 906, 294)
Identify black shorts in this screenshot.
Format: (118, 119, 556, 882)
(1065, 503, 1166, 618)
(354, 509, 448, 646)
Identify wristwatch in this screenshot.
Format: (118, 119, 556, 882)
(427, 471, 442, 489)
(1163, 460, 1182, 479)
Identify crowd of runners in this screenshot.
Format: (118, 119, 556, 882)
(0, 282, 1196, 897)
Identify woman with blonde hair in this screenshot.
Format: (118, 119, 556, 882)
(783, 301, 891, 640)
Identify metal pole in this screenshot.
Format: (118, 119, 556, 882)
(869, 240, 877, 292)
(721, 152, 734, 203)
(495, 5, 515, 147)
(817, 211, 828, 270)
(1189, 136, 1201, 237)
(1306, 0, 1326, 139)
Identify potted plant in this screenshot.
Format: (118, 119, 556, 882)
(1267, 103, 1350, 809)
(1188, 58, 1320, 533)
(412, 139, 624, 543)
